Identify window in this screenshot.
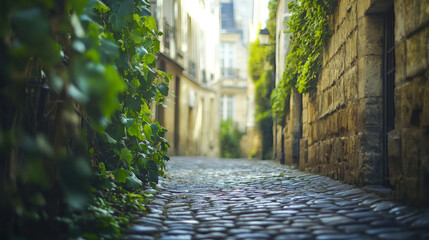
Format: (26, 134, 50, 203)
(221, 95, 234, 120)
(221, 42, 236, 77)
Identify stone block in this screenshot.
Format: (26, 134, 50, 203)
(348, 134, 360, 169)
(405, 0, 426, 36)
(388, 129, 403, 186)
(336, 23, 347, 51)
(334, 79, 346, 109)
(309, 123, 316, 145)
(338, 0, 356, 25)
(406, 29, 428, 78)
(421, 0, 429, 25)
(357, 0, 372, 18)
(333, 46, 346, 82)
(347, 102, 358, 132)
(315, 121, 322, 141)
(324, 88, 333, 114)
(284, 138, 293, 165)
(332, 137, 345, 165)
(401, 128, 420, 177)
(357, 16, 383, 58)
(299, 138, 308, 168)
(394, 0, 406, 43)
(408, 176, 425, 204)
(395, 41, 407, 84)
(346, 29, 358, 68)
(302, 93, 309, 107)
(308, 144, 316, 166)
(398, 79, 424, 128)
(344, 65, 358, 100)
(364, 98, 383, 126)
(344, 2, 358, 36)
(423, 80, 429, 127)
(318, 93, 324, 118)
(308, 99, 318, 123)
(302, 105, 308, 123)
(332, 113, 340, 136)
(338, 109, 348, 135)
(302, 122, 308, 139)
(358, 56, 383, 99)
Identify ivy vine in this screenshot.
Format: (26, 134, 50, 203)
(271, 0, 336, 121)
(0, 0, 170, 238)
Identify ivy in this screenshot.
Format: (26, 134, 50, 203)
(271, 0, 336, 121)
(0, 0, 169, 238)
(248, 0, 277, 159)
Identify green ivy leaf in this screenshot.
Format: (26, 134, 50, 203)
(138, 6, 151, 17)
(143, 53, 156, 64)
(143, 124, 152, 141)
(147, 160, 158, 183)
(144, 16, 157, 31)
(117, 0, 134, 18)
(128, 124, 144, 140)
(150, 123, 159, 136)
(99, 162, 107, 175)
(94, 0, 110, 14)
(115, 167, 129, 183)
(119, 148, 132, 167)
(125, 175, 142, 190)
(103, 132, 117, 144)
(136, 46, 148, 58)
(120, 114, 134, 127)
(157, 82, 169, 97)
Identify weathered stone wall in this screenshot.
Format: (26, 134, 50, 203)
(278, 0, 429, 205)
(388, 0, 429, 205)
(298, 0, 386, 185)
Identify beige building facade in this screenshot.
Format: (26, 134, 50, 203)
(217, 0, 253, 157)
(275, 0, 429, 205)
(152, 0, 220, 157)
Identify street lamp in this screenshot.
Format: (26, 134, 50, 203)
(259, 29, 269, 46)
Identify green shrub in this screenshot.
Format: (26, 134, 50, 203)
(220, 119, 242, 158)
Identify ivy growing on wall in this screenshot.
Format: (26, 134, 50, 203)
(271, 0, 336, 121)
(0, 0, 169, 238)
(248, 0, 277, 159)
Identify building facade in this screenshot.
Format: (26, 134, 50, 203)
(216, 0, 255, 157)
(152, 0, 220, 157)
(275, 0, 429, 205)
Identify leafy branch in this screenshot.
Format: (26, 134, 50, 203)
(271, 0, 336, 121)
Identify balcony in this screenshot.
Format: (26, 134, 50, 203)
(221, 67, 239, 79)
(188, 60, 196, 78)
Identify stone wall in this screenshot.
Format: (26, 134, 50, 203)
(388, 0, 429, 205)
(277, 0, 429, 205)
(297, 0, 386, 185)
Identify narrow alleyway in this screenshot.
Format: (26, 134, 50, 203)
(126, 157, 429, 240)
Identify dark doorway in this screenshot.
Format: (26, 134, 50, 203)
(383, 7, 395, 186)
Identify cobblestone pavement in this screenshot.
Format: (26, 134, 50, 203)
(126, 157, 429, 240)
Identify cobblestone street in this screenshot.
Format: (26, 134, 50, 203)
(126, 157, 429, 240)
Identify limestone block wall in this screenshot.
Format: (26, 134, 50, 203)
(388, 0, 429, 205)
(298, 0, 386, 185)
(278, 0, 429, 205)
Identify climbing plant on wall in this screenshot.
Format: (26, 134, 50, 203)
(271, 0, 336, 121)
(0, 0, 169, 238)
(248, 0, 277, 159)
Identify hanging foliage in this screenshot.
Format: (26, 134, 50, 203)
(0, 0, 170, 238)
(271, 0, 336, 121)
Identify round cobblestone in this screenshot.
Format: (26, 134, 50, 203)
(126, 157, 429, 240)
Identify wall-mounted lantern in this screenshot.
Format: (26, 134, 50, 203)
(259, 29, 269, 46)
